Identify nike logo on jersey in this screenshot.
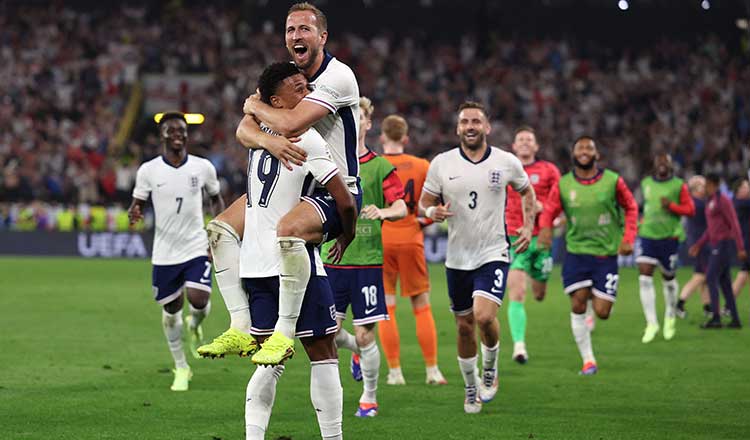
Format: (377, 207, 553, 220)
(156, 182, 167, 187)
(449, 176, 461, 180)
(199, 277, 211, 284)
(215, 268, 229, 274)
(365, 307, 377, 315)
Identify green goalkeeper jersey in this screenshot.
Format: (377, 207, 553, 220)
(639, 176, 686, 241)
(322, 150, 396, 266)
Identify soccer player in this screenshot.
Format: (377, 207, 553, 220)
(379, 114, 447, 386)
(128, 112, 225, 391)
(636, 153, 695, 343)
(321, 97, 407, 418)
(538, 136, 637, 376)
(676, 175, 711, 318)
(504, 126, 560, 364)
(689, 174, 746, 328)
(731, 179, 750, 301)
(419, 102, 537, 413)
(242, 62, 356, 440)
(200, 2, 361, 365)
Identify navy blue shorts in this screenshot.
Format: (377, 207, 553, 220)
(636, 237, 680, 276)
(152, 256, 212, 305)
(302, 183, 363, 243)
(446, 261, 509, 315)
(243, 276, 338, 339)
(326, 265, 388, 325)
(562, 253, 619, 302)
(693, 246, 711, 274)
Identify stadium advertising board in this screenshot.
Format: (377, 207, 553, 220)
(0, 232, 154, 258)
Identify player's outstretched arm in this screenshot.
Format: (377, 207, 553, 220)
(127, 198, 147, 226)
(236, 115, 307, 171)
(513, 185, 537, 254)
(324, 174, 357, 264)
(361, 199, 408, 222)
(244, 94, 329, 138)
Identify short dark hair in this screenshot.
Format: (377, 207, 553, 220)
(572, 135, 595, 150)
(258, 62, 303, 104)
(458, 101, 486, 116)
(288, 2, 328, 32)
(705, 173, 722, 185)
(158, 111, 187, 127)
(515, 125, 535, 137)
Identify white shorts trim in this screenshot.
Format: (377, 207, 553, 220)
(635, 256, 675, 277)
(335, 312, 347, 320)
(301, 196, 327, 223)
(155, 284, 185, 306)
(452, 307, 474, 316)
(249, 327, 274, 336)
(592, 288, 616, 303)
(352, 314, 389, 326)
(564, 280, 593, 295)
(185, 281, 212, 293)
(472, 290, 503, 307)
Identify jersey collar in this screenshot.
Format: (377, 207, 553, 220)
(573, 168, 604, 185)
(308, 51, 334, 83)
(359, 148, 377, 164)
(161, 154, 188, 169)
(459, 145, 491, 164)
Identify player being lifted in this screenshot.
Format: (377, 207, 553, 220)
(128, 112, 225, 391)
(504, 126, 560, 364)
(322, 97, 407, 417)
(242, 62, 355, 440)
(198, 2, 361, 366)
(636, 153, 694, 343)
(538, 136, 637, 375)
(420, 102, 537, 413)
(379, 115, 447, 385)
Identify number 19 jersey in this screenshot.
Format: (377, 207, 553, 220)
(239, 128, 339, 279)
(423, 146, 529, 271)
(132, 154, 220, 265)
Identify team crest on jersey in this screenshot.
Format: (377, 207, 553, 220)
(189, 175, 199, 193)
(569, 190, 577, 201)
(488, 169, 504, 190)
(530, 174, 540, 184)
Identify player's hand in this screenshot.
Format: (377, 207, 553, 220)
(264, 135, 307, 170)
(660, 197, 672, 210)
(128, 205, 143, 225)
(243, 91, 261, 115)
(535, 200, 544, 214)
(618, 241, 633, 256)
(327, 234, 353, 264)
(360, 205, 384, 220)
(537, 227, 553, 250)
(739, 250, 747, 261)
(427, 202, 453, 222)
(688, 244, 701, 257)
(513, 225, 533, 254)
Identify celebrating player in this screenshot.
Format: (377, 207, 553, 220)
(676, 175, 711, 318)
(504, 126, 560, 364)
(321, 97, 407, 418)
(199, 2, 360, 366)
(128, 112, 225, 391)
(636, 153, 695, 343)
(420, 102, 537, 413)
(379, 114, 447, 386)
(689, 174, 746, 328)
(538, 136, 637, 375)
(242, 62, 356, 440)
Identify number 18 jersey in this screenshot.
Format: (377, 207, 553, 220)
(239, 128, 339, 279)
(423, 146, 529, 271)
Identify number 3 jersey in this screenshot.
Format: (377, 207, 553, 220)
(239, 128, 339, 279)
(132, 155, 221, 265)
(423, 146, 529, 271)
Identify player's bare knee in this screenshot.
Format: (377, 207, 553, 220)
(410, 292, 430, 310)
(162, 297, 183, 315)
(302, 334, 337, 362)
(638, 263, 654, 276)
(571, 300, 587, 315)
(475, 313, 496, 333)
(456, 317, 475, 339)
(354, 324, 376, 347)
(186, 289, 210, 309)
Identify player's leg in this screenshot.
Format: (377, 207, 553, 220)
(732, 260, 749, 299)
(328, 266, 361, 384)
(716, 242, 741, 326)
(563, 253, 598, 375)
(378, 245, 404, 384)
(153, 263, 192, 390)
(353, 323, 380, 417)
(658, 240, 680, 340)
(447, 267, 481, 414)
(200, 195, 258, 358)
(301, 334, 343, 440)
(244, 334, 285, 440)
(636, 238, 660, 343)
(702, 244, 725, 328)
(181, 257, 213, 358)
(472, 261, 506, 403)
(506, 268, 528, 363)
(677, 271, 706, 318)
(530, 244, 553, 301)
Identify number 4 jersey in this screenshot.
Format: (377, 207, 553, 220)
(133, 154, 221, 265)
(239, 128, 339, 279)
(423, 146, 529, 271)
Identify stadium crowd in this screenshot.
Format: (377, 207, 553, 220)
(1, 4, 749, 230)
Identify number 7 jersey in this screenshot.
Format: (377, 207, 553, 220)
(239, 128, 339, 279)
(423, 146, 529, 271)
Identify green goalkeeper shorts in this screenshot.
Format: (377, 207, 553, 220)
(509, 236, 553, 282)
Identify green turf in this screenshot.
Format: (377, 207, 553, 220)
(2, 257, 749, 439)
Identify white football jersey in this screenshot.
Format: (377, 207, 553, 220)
(133, 154, 220, 265)
(302, 52, 360, 194)
(423, 146, 530, 271)
(239, 128, 338, 278)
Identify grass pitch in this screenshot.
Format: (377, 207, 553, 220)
(2, 257, 749, 439)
